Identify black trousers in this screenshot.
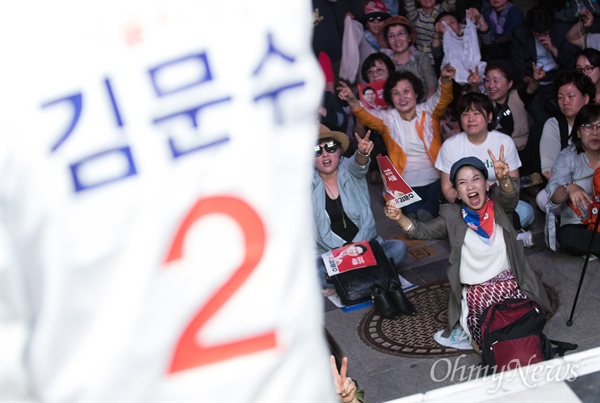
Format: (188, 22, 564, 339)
(557, 224, 600, 256)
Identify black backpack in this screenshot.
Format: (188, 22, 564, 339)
(479, 298, 577, 374)
(327, 240, 396, 307)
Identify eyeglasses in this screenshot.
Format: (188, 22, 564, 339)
(576, 66, 598, 74)
(367, 67, 386, 76)
(387, 31, 408, 40)
(315, 141, 339, 157)
(580, 123, 600, 133)
(368, 16, 385, 22)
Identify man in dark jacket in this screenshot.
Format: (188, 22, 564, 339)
(511, 5, 579, 128)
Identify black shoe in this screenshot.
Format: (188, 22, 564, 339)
(371, 284, 400, 319)
(388, 279, 416, 316)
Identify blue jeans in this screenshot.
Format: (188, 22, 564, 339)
(402, 179, 441, 221)
(516, 200, 534, 228)
(317, 238, 409, 289)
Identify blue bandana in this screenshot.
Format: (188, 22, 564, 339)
(461, 199, 495, 245)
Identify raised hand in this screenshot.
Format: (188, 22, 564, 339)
(434, 20, 446, 35)
(466, 7, 483, 24)
(467, 66, 481, 88)
(440, 63, 456, 84)
(329, 355, 357, 403)
(488, 146, 509, 181)
(337, 81, 358, 105)
(580, 9, 594, 29)
(355, 130, 374, 157)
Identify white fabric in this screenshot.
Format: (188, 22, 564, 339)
(435, 130, 522, 183)
(460, 224, 510, 285)
(534, 37, 559, 72)
(433, 326, 472, 350)
(441, 18, 486, 85)
(460, 287, 472, 340)
(540, 117, 572, 174)
(397, 118, 439, 186)
(0, 1, 335, 402)
(585, 32, 600, 50)
(340, 16, 364, 83)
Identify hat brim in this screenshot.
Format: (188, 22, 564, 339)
(449, 157, 489, 186)
(318, 130, 349, 154)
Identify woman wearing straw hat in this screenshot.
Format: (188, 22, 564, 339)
(313, 124, 408, 296)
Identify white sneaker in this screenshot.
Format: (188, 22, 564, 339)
(433, 326, 472, 350)
(517, 229, 534, 248)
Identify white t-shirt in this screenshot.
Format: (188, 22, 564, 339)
(435, 130, 522, 183)
(586, 33, 600, 51)
(398, 118, 440, 187)
(0, 2, 335, 402)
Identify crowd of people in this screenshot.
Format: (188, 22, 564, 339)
(313, 1, 600, 397)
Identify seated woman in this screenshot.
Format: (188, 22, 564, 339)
(435, 92, 536, 243)
(576, 48, 600, 105)
(537, 71, 595, 211)
(337, 64, 456, 221)
(545, 103, 600, 256)
(385, 153, 551, 351)
(381, 16, 438, 100)
(357, 52, 396, 182)
(481, 60, 544, 152)
(313, 124, 409, 295)
(478, 59, 545, 177)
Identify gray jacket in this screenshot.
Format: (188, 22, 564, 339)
(406, 184, 551, 335)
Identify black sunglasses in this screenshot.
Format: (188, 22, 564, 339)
(315, 141, 339, 157)
(368, 16, 385, 22)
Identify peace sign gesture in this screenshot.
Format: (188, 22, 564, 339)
(355, 130, 374, 158)
(329, 355, 358, 403)
(488, 146, 510, 182)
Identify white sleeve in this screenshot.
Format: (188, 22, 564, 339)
(434, 140, 454, 173)
(500, 132, 522, 171)
(540, 119, 561, 174)
(585, 33, 600, 50)
(0, 213, 33, 401)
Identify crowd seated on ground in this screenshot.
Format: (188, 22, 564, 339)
(312, 0, 598, 397)
(313, 0, 595, 258)
(537, 71, 595, 211)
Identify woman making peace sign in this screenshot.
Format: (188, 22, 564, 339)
(385, 151, 551, 352)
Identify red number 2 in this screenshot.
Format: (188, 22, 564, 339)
(164, 196, 276, 374)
